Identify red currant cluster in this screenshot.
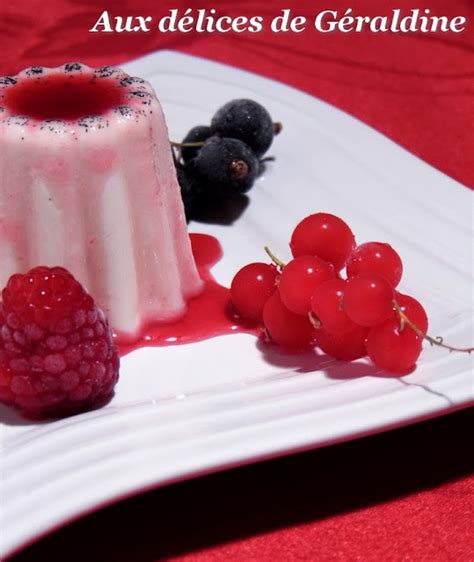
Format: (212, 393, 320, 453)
(230, 212, 430, 374)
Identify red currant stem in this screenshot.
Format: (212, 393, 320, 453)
(264, 246, 286, 269)
(308, 311, 322, 329)
(393, 300, 474, 354)
(263, 325, 272, 343)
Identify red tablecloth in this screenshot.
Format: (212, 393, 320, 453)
(2, 1, 473, 560)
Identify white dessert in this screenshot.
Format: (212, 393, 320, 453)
(0, 63, 203, 340)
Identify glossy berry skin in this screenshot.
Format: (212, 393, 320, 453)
(366, 319, 422, 373)
(394, 293, 428, 334)
(263, 291, 313, 350)
(181, 125, 212, 163)
(343, 274, 394, 327)
(186, 136, 259, 197)
(314, 326, 369, 361)
(290, 213, 355, 272)
(0, 267, 120, 419)
(210, 99, 274, 156)
(347, 242, 403, 288)
(278, 256, 335, 315)
(311, 279, 358, 335)
(230, 263, 278, 323)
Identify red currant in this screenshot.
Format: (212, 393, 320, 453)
(366, 319, 422, 373)
(314, 325, 369, 360)
(394, 293, 428, 334)
(278, 256, 335, 315)
(311, 279, 357, 335)
(343, 274, 394, 327)
(230, 262, 278, 323)
(347, 242, 403, 288)
(263, 291, 314, 349)
(290, 213, 355, 272)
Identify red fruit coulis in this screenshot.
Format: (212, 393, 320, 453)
(117, 233, 257, 356)
(5, 73, 125, 120)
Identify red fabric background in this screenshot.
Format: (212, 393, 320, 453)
(1, 0, 473, 560)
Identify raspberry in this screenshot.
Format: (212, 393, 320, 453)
(0, 266, 120, 418)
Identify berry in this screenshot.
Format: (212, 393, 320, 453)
(181, 125, 212, 163)
(175, 164, 195, 220)
(314, 325, 369, 361)
(278, 256, 335, 315)
(347, 242, 403, 288)
(210, 99, 274, 156)
(343, 274, 394, 327)
(186, 136, 259, 197)
(230, 263, 278, 323)
(0, 266, 120, 418)
(263, 291, 313, 350)
(290, 213, 355, 272)
(366, 319, 422, 373)
(394, 293, 428, 334)
(311, 279, 358, 335)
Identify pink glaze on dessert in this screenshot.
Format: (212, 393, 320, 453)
(0, 63, 203, 343)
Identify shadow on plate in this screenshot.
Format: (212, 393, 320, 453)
(0, 391, 116, 427)
(255, 338, 381, 379)
(0, 403, 35, 426)
(255, 339, 454, 405)
(190, 193, 249, 225)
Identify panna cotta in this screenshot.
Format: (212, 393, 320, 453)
(0, 63, 203, 341)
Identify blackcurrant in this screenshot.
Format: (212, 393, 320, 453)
(175, 164, 195, 220)
(210, 99, 274, 156)
(186, 137, 259, 197)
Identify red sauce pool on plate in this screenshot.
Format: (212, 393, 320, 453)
(118, 233, 257, 355)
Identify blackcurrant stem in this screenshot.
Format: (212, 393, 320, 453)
(393, 300, 474, 354)
(170, 141, 206, 149)
(264, 246, 286, 269)
(260, 156, 275, 163)
(273, 122, 283, 135)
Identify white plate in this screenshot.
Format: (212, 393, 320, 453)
(0, 51, 472, 559)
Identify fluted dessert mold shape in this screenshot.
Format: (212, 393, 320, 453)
(0, 63, 203, 341)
